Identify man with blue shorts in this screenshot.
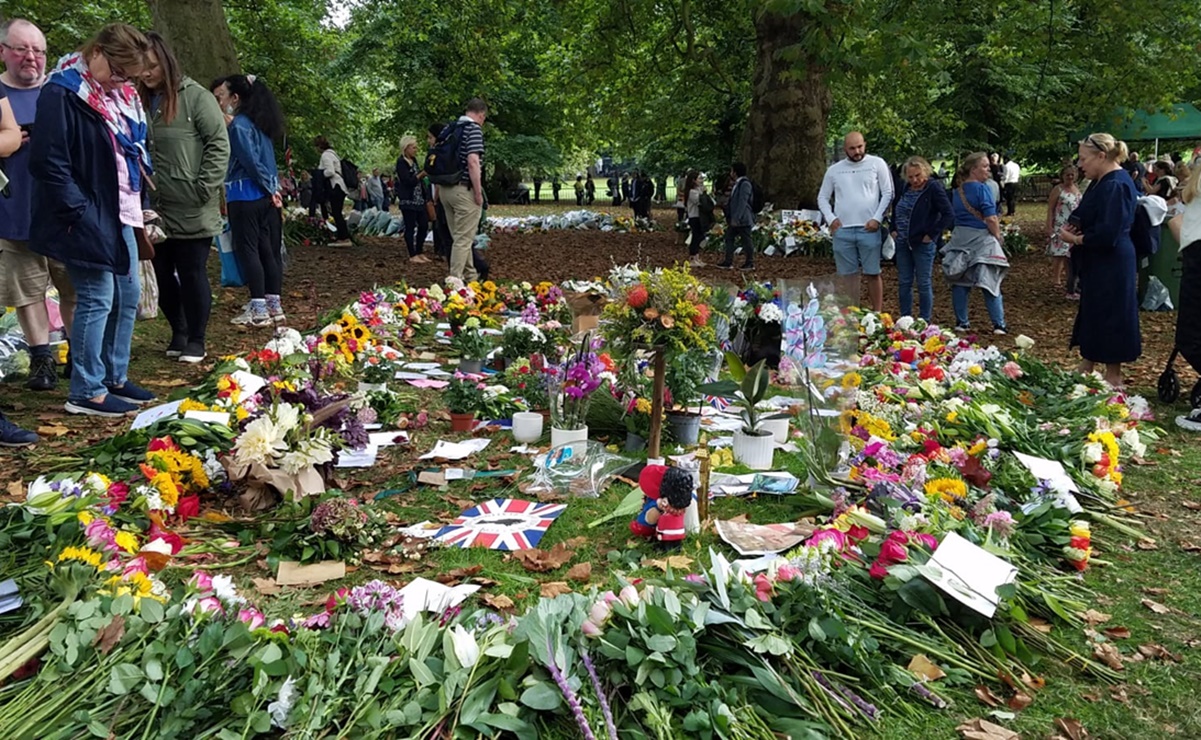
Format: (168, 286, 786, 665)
(818, 131, 893, 312)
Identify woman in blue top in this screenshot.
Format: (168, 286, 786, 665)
(210, 74, 285, 328)
(1058, 133, 1140, 388)
(941, 152, 1010, 334)
(889, 155, 953, 321)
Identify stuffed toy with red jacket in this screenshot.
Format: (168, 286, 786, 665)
(654, 467, 693, 547)
(630, 464, 667, 538)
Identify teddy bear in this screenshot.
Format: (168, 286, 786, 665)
(654, 467, 694, 547)
(629, 464, 667, 538)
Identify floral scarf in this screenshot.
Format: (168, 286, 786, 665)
(45, 52, 152, 192)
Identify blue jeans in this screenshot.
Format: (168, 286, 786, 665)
(951, 284, 1005, 329)
(65, 225, 139, 401)
(896, 240, 935, 320)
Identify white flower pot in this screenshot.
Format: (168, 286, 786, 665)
(550, 425, 589, 455)
(733, 428, 775, 470)
(760, 417, 790, 445)
(512, 412, 545, 444)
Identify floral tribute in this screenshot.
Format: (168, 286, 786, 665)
(602, 265, 719, 355)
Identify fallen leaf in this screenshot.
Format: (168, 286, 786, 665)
(1143, 587, 1169, 596)
(5, 480, 24, 498)
(1027, 617, 1053, 634)
(1080, 609, 1111, 625)
(251, 577, 281, 595)
(36, 424, 70, 437)
(1091, 643, 1125, 671)
(1021, 673, 1046, 691)
(907, 654, 946, 682)
(482, 593, 515, 610)
(436, 565, 483, 584)
(368, 562, 417, 575)
(1138, 644, 1182, 662)
(974, 685, 1003, 708)
(1103, 626, 1131, 640)
(1110, 686, 1129, 703)
(1054, 717, 1088, 740)
(561, 536, 589, 549)
(93, 615, 125, 654)
(565, 562, 593, 582)
(1141, 598, 1171, 614)
(956, 717, 1020, 740)
(200, 511, 234, 523)
(540, 581, 573, 598)
(1007, 692, 1033, 711)
(643, 554, 694, 572)
(1181, 541, 1201, 553)
(1183, 501, 1201, 510)
(508, 542, 574, 572)
(1136, 539, 1159, 550)
(1080, 692, 1101, 703)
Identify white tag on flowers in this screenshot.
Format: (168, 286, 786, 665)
(925, 532, 1017, 618)
(335, 448, 378, 468)
(420, 438, 491, 460)
(230, 370, 267, 397)
(1012, 451, 1080, 496)
(131, 399, 183, 430)
(183, 410, 230, 426)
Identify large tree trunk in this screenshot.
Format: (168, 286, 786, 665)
(146, 0, 240, 86)
(741, 8, 832, 210)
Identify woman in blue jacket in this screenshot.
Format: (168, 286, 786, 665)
(29, 23, 157, 418)
(889, 156, 954, 321)
(211, 74, 285, 327)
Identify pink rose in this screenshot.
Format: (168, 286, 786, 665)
(776, 564, 801, 582)
(238, 608, 266, 630)
(188, 571, 214, 594)
(753, 573, 774, 602)
(912, 533, 938, 550)
(1001, 361, 1023, 380)
(878, 538, 910, 565)
(869, 561, 890, 580)
(194, 596, 225, 618)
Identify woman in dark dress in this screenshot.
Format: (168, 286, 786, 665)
(1060, 132, 1140, 388)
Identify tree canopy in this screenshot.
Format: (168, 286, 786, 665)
(5, 0, 1199, 201)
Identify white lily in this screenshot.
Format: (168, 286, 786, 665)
(450, 625, 480, 668)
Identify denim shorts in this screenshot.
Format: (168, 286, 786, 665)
(832, 225, 882, 276)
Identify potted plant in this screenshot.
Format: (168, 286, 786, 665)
(451, 326, 492, 374)
(699, 352, 786, 470)
(503, 355, 552, 415)
(547, 332, 607, 450)
(664, 349, 710, 445)
(445, 375, 485, 432)
(357, 354, 395, 393)
(623, 395, 653, 451)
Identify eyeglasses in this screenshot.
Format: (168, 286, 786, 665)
(1, 42, 47, 58)
(103, 51, 130, 83)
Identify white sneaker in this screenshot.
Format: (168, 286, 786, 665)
(231, 308, 272, 327)
(690, 257, 706, 268)
(1176, 409, 1201, 432)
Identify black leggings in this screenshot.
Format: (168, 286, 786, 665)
(329, 187, 351, 239)
(151, 236, 212, 343)
(433, 201, 452, 260)
(227, 197, 282, 299)
(1177, 243, 1201, 375)
(400, 207, 429, 257)
(688, 217, 706, 256)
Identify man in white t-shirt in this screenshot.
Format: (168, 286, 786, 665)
(817, 131, 893, 312)
(1002, 155, 1020, 216)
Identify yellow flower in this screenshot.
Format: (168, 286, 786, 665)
(78, 511, 95, 526)
(634, 398, 652, 414)
(841, 372, 862, 389)
(1069, 521, 1091, 538)
(923, 336, 943, 353)
(945, 411, 959, 423)
(114, 531, 139, 554)
(925, 478, 967, 503)
(968, 365, 983, 376)
(967, 439, 987, 456)
(55, 546, 105, 571)
(178, 398, 212, 414)
(152, 472, 180, 509)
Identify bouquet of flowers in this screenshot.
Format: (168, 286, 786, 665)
(1000, 218, 1029, 255)
(224, 399, 342, 508)
(547, 333, 609, 431)
(602, 265, 718, 355)
(499, 317, 554, 361)
(503, 356, 554, 411)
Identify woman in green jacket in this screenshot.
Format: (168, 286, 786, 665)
(139, 32, 230, 363)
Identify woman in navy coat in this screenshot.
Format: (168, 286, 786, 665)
(1059, 133, 1140, 388)
(889, 156, 954, 321)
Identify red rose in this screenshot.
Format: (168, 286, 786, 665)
(869, 561, 890, 580)
(176, 495, 201, 521)
(878, 538, 910, 565)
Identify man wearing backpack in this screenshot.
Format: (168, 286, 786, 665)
(435, 98, 487, 281)
(719, 162, 755, 270)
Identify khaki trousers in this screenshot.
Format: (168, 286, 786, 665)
(440, 184, 481, 282)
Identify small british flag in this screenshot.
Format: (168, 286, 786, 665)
(705, 394, 732, 411)
(434, 498, 567, 551)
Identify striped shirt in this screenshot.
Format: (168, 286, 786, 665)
(456, 116, 484, 186)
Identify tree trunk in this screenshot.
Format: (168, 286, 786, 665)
(146, 0, 240, 87)
(741, 8, 832, 210)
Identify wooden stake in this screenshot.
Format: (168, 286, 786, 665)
(648, 348, 666, 460)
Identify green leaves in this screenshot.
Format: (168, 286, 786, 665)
(107, 663, 143, 695)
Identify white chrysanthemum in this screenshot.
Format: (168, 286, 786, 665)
(278, 439, 334, 474)
(234, 416, 289, 468)
(758, 303, 784, 324)
(269, 676, 298, 728)
(211, 574, 244, 604)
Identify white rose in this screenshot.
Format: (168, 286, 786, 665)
(895, 316, 915, 332)
(1014, 334, 1035, 350)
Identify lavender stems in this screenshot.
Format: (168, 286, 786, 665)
(582, 650, 617, 740)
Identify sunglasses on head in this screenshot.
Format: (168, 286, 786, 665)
(1080, 135, 1105, 152)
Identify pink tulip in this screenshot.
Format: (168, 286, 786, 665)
(619, 585, 640, 608)
(776, 564, 801, 582)
(239, 608, 266, 630)
(1001, 361, 1023, 380)
(588, 600, 612, 625)
(581, 620, 602, 637)
(601, 590, 620, 605)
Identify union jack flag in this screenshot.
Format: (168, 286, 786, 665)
(705, 395, 732, 411)
(434, 498, 567, 551)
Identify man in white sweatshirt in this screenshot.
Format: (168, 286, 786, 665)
(818, 132, 893, 312)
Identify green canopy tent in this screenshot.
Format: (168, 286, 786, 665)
(1096, 103, 1201, 157)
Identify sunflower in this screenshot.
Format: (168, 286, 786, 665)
(924, 478, 968, 503)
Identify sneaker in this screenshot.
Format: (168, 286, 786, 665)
(165, 334, 187, 358)
(269, 311, 287, 326)
(1177, 409, 1201, 432)
(993, 326, 1008, 336)
(954, 323, 971, 333)
(231, 308, 272, 327)
(0, 413, 38, 446)
(740, 263, 755, 271)
(65, 395, 138, 417)
(716, 262, 733, 269)
(179, 342, 206, 364)
(26, 355, 58, 392)
(105, 381, 157, 405)
(690, 256, 706, 268)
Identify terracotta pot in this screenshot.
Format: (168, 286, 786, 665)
(449, 412, 476, 432)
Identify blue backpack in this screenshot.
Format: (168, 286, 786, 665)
(425, 121, 467, 186)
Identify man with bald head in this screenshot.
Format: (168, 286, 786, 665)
(0, 18, 75, 395)
(817, 131, 893, 312)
